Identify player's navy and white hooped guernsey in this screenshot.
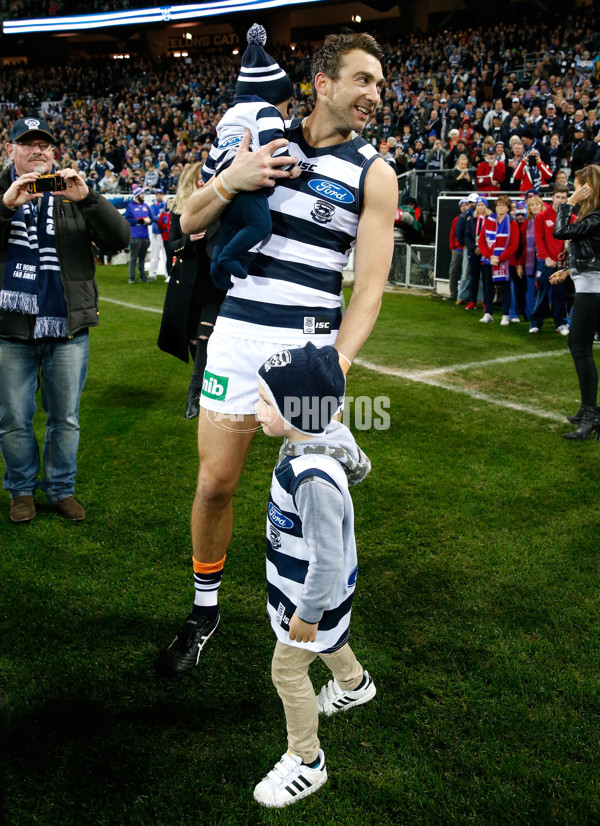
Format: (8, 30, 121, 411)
(200, 96, 291, 184)
(266, 451, 358, 654)
(215, 122, 380, 344)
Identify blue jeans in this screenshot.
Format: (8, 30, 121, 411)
(530, 263, 568, 330)
(481, 264, 511, 316)
(457, 249, 471, 300)
(525, 275, 537, 321)
(0, 333, 89, 501)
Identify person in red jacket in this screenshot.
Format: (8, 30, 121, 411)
(477, 194, 520, 324)
(530, 185, 573, 334)
(476, 145, 506, 192)
(514, 149, 553, 193)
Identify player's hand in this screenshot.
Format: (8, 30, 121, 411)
(230, 129, 299, 191)
(289, 613, 318, 643)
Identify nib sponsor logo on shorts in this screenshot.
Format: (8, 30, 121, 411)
(201, 370, 228, 401)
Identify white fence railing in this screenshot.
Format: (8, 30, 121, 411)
(388, 243, 435, 290)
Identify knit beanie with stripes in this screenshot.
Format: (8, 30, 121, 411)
(235, 23, 294, 105)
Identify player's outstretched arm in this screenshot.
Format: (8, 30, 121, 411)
(181, 128, 298, 234)
(334, 158, 398, 373)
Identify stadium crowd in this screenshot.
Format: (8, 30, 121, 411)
(1, 8, 599, 328)
(0, 9, 599, 196)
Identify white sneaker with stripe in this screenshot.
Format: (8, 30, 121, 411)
(316, 670, 376, 716)
(253, 749, 327, 808)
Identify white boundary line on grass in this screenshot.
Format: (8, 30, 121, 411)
(100, 296, 568, 423)
(354, 353, 569, 423)
(409, 348, 568, 377)
(100, 296, 163, 314)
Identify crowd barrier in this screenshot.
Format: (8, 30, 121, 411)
(388, 242, 435, 290)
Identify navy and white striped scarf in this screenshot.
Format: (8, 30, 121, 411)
(0, 191, 67, 338)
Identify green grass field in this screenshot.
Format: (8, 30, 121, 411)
(2, 266, 600, 825)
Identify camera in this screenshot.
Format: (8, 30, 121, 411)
(27, 174, 67, 194)
(527, 155, 538, 166)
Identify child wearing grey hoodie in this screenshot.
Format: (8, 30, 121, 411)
(252, 342, 376, 809)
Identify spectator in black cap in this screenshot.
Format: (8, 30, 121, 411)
(0, 115, 130, 524)
(521, 128, 549, 163)
(567, 125, 595, 174)
(565, 111, 590, 146)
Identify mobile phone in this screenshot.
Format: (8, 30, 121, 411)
(27, 174, 67, 194)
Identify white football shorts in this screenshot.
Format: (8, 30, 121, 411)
(200, 329, 337, 415)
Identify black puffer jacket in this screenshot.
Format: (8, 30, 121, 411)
(0, 166, 130, 340)
(554, 202, 600, 272)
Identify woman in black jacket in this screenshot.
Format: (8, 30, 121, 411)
(551, 164, 600, 440)
(445, 154, 475, 192)
(158, 162, 226, 419)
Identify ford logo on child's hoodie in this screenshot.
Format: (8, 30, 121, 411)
(268, 503, 294, 530)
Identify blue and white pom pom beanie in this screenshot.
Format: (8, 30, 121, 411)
(235, 23, 294, 105)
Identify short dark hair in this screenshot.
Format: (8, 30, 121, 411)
(311, 32, 385, 101)
(552, 184, 570, 196)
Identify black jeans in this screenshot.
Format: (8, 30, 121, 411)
(481, 264, 510, 316)
(129, 237, 150, 282)
(468, 253, 482, 304)
(568, 292, 600, 406)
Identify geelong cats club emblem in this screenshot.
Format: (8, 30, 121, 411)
(311, 199, 336, 224)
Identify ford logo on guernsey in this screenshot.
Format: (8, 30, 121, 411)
(219, 135, 243, 150)
(268, 503, 294, 531)
(307, 179, 355, 204)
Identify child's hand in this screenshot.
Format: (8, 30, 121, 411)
(289, 164, 302, 180)
(289, 613, 318, 643)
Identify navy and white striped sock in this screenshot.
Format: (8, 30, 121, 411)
(191, 554, 225, 619)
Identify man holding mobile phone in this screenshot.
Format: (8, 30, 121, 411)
(0, 116, 130, 524)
